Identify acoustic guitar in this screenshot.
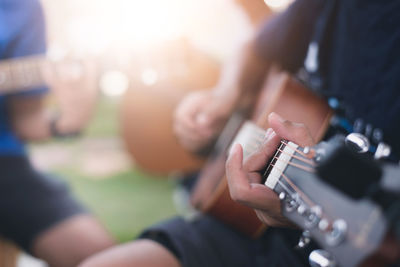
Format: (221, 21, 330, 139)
(191, 68, 333, 237)
(264, 136, 400, 266)
(120, 41, 220, 175)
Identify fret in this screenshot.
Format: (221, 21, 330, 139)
(0, 65, 10, 86)
(264, 141, 298, 189)
(0, 55, 46, 94)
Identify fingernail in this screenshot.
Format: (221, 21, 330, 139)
(269, 112, 284, 122)
(264, 128, 272, 140)
(263, 128, 276, 143)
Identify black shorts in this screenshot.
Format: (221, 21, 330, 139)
(139, 215, 316, 267)
(0, 155, 86, 252)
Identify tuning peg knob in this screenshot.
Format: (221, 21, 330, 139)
(374, 142, 391, 159)
(296, 230, 311, 249)
(309, 249, 337, 267)
(345, 133, 370, 153)
(325, 219, 347, 246)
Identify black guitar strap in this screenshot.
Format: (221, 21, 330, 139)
(300, 0, 337, 93)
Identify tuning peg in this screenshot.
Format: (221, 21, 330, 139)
(305, 206, 322, 228)
(309, 249, 337, 267)
(318, 218, 330, 232)
(325, 219, 347, 246)
(353, 118, 364, 133)
(372, 128, 383, 144)
(296, 230, 311, 249)
(345, 133, 370, 153)
(285, 198, 299, 212)
(374, 142, 391, 159)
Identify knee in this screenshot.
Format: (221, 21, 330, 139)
(79, 239, 181, 267)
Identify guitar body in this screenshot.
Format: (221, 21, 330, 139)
(191, 68, 333, 237)
(120, 41, 220, 174)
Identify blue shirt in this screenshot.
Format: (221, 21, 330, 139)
(0, 0, 48, 155)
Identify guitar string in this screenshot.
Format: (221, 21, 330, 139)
(279, 141, 316, 165)
(270, 155, 315, 173)
(243, 138, 318, 203)
(269, 163, 316, 208)
(232, 121, 335, 226)
(239, 135, 316, 167)
(276, 179, 296, 197)
(236, 132, 318, 205)
(257, 138, 312, 159)
(269, 157, 333, 222)
(234, 130, 336, 225)
(281, 140, 315, 160)
(274, 150, 316, 171)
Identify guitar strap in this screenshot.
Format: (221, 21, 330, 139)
(299, 1, 398, 162)
(301, 0, 337, 93)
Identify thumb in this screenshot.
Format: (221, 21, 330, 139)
(226, 143, 251, 201)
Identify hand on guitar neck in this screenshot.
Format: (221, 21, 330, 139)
(226, 112, 314, 227)
(8, 58, 98, 141)
(43, 58, 98, 134)
(228, 113, 400, 266)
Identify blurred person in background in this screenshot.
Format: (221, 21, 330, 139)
(0, 0, 114, 266)
(78, 1, 278, 267)
(80, 0, 400, 266)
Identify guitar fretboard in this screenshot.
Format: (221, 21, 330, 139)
(229, 121, 267, 159)
(264, 141, 298, 190)
(0, 55, 46, 94)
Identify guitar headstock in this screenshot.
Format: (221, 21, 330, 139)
(263, 136, 389, 267)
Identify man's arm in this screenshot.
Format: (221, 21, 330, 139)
(174, 0, 322, 153)
(8, 60, 98, 142)
(8, 96, 52, 141)
(173, 39, 271, 152)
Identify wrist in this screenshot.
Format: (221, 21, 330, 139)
(212, 86, 240, 113)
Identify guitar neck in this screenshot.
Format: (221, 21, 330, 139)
(263, 139, 391, 267)
(0, 55, 47, 95)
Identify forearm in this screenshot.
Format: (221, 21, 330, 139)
(213, 39, 270, 115)
(8, 95, 82, 142)
(8, 96, 52, 141)
(215, 0, 325, 114)
(235, 0, 272, 27)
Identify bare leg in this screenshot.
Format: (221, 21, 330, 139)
(79, 239, 181, 267)
(32, 214, 115, 267)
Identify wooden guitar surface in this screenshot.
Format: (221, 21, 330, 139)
(191, 68, 334, 237)
(120, 43, 220, 174)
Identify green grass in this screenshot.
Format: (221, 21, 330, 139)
(55, 167, 177, 242)
(84, 96, 121, 138)
(40, 95, 178, 243)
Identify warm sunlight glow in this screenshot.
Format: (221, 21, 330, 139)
(65, 0, 186, 54)
(100, 70, 129, 97)
(43, 0, 253, 60)
(264, 0, 293, 12)
(141, 68, 159, 86)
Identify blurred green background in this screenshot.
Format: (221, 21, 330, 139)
(30, 96, 178, 242)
